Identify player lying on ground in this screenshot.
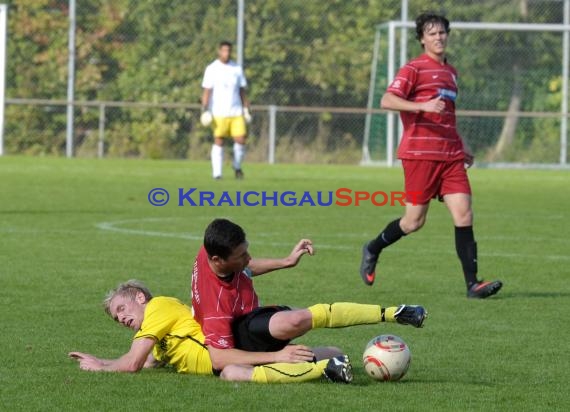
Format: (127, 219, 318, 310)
(69, 280, 352, 384)
(359, 13, 502, 298)
(190, 218, 428, 372)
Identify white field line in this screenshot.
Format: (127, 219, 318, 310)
(94, 218, 570, 261)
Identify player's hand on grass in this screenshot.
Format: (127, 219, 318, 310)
(274, 344, 315, 363)
(68, 352, 104, 371)
(421, 96, 445, 114)
(284, 239, 314, 267)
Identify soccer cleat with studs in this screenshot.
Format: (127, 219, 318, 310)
(394, 305, 427, 328)
(323, 355, 353, 384)
(467, 280, 503, 299)
(359, 242, 379, 286)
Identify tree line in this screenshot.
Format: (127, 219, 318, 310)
(4, 0, 565, 162)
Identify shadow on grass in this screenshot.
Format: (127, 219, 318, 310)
(401, 378, 495, 387)
(346, 377, 497, 387)
(498, 291, 570, 299)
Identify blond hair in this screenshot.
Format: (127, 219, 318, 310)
(103, 279, 153, 317)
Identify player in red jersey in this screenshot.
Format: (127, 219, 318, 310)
(191, 218, 427, 373)
(359, 13, 502, 299)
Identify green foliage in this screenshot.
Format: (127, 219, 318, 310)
(3, 1, 568, 162)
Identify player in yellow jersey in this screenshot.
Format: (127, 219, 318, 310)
(69, 280, 352, 384)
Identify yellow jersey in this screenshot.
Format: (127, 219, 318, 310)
(134, 296, 213, 375)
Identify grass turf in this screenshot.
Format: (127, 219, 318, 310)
(0, 156, 569, 411)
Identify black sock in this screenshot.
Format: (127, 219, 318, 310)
(367, 218, 406, 255)
(455, 226, 478, 288)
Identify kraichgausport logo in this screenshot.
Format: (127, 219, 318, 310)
(147, 188, 422, 207)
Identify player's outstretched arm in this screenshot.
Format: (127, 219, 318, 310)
(208, 344, 315, 371)
(68, 337, 155, 373)
(248, 239, 314, 276)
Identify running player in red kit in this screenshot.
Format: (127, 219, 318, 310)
(359, 13, 502, 298)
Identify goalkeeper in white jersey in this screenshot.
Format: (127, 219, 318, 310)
(201, 41, 251, 180)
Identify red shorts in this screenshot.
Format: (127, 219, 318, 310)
(402, 159, 471, 205)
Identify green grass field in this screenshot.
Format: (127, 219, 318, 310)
(1, 156, 569, 411)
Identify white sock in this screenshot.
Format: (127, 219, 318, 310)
(211, 144, 223, 178)
(233, 142, 245, 170)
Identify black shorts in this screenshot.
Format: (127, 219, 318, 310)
(232, 305, 291, 352)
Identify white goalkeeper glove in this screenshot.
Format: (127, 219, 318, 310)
(243, 107, 252, 124)
(200, 110, 213, 127)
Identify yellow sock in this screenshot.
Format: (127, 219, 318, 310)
(308, 302, 398, 329)
(251, 360, 328, 383)
(383, 306, 397, 322)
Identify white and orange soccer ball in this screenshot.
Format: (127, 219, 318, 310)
(362, 334, 411, 381)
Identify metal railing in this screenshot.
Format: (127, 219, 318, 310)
(3, 97, 570, 166)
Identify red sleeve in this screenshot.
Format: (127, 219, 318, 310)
(386, 63, 418, 99)
(191, 248, 235, 349)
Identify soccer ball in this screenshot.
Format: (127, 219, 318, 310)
(362, 334, 411, 381)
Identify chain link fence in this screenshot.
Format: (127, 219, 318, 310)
(3, 0, 569, 165)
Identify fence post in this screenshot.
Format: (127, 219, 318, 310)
(0, 5, 6, 157)
(268, 105, 276, 164)
(561, 0, 569, 165)
(386, 21, 396, 167)
(65, 0, 76, 158)
(98, 103, 105, 158)
(362, 27, 381, 164)
(237, 0, 244, 68)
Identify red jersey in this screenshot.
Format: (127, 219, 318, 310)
(190, 246, 259, 349)
(386, 53, 465, 161)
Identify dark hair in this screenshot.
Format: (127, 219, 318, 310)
(204, 218, 246, 259)
(415, 13, 450, 43)
(219, 40, 233, 49)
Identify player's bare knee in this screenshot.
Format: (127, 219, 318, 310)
(287, 310, 312, 331)
(414, 217, 427, 231)
(269, 309, 312, 339)
(453, 209, 473, 226)
(401, 216, 426, 233)
(220, 365, 252, 382)
(219, 365, 235, 381)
